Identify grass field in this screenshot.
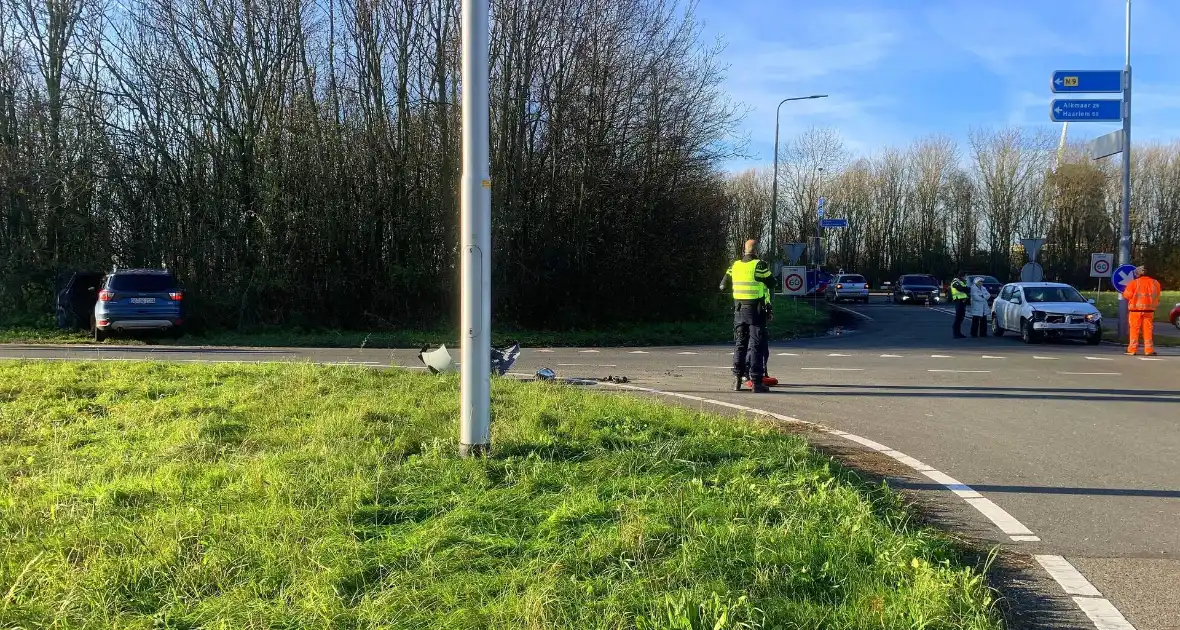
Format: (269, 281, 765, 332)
(0, 361, 1002, 629)
(0, 296, 829, 349)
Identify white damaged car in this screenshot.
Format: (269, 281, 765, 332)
(990, 282, 1103, 345)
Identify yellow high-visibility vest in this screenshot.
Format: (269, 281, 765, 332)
(950, 279, 968, 301)
(728, 259, 768, 301)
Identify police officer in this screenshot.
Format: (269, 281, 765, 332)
(949, 272, 969, 339)
(720, 239, 774, 392)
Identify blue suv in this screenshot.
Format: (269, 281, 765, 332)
(92, 269, 185, 342)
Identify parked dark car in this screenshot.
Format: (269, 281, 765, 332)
(92, 268, 185, 342)
(891, 274, 942, 305)
(965, 274, 1003, 304)
(55, 271, 104, 330)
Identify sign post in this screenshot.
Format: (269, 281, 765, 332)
(1049, 5, 1132, 339)
(1091, 253, 1114, 306)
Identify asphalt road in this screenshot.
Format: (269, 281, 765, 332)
(3, 300, 1177, 629)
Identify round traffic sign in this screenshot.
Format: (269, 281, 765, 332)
(1111, 264, 1137, 292)
(1092, 259, 1111, 275)
(1020, 262, 1043, 282)
(785, 273, 804, 292)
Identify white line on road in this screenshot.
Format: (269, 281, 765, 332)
(1010, 535, 1042, 542)
(579, 350, 600, 353)
(677, 351, 698, 355)
(827, 353, 851, 357)
(1086, 356, 1113, 361)
(1058, 372, 1121, 376)
(981, 355, 1005, 359)
(1139, 357, 1164, 361)
(777, 352, 799, 356)
(557, 363, 617, 367)
(931, 354, 952, 358)
(928, 369, 990, 373)
(1072, 597, 1137, 630)
(827, 303, 875, 322)
(1035, 556, 1102, 596)
(1034, 356, 1058, 360)
(1036, 556, 1138, 628)
(880, 354, 904, 358)
(676, 366, 731, 370)
(535, 349, 554, 353)
(800, 367, 864, 371)
(629, 350, 649, 354)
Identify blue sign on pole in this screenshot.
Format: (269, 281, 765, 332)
(1110, 264, 1137, 293)
(1050, 70, 1123, 94)
(1050, 99, 1122, 123)
(817, 197, 825, 218)
(819, 218, 848, 229)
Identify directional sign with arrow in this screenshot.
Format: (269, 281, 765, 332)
(1050, 99, 1122, 123)
(1111, 264, 1137, 293)
(1050, 70, 1123, 93)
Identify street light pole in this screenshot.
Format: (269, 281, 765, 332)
(1118, 0, 1132, 341)
(459, 0, 491, 456)
(769, 95, 828, 263)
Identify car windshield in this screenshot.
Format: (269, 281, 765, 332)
(1023, 286, 1086, 303)
(901, 275, 938, 285)
(841, 275, 866, 284)
(108, 274, 176, 292)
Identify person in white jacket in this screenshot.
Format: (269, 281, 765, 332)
(968, 277, 991, 338)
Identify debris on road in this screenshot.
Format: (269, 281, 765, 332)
(597, 375, 629, 383)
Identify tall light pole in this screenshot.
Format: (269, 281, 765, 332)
(769, 95, 827, 262)
(459, 0, 491, 456)
(1118, 0, 1132, 341)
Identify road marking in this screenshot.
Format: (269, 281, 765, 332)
(1034, 356, 1058, 360)
(800, 367, 864, 371)
(1010, 535, 1041, 542)
(981, 355, 1005, 359)
(676, 365, 731, 370)
(1139, 357, 1164, 361)
(677, 351, 698, 355)
(777, 352, 799, 356)
(1072, 597, 1137, 630)
(1036, 556, 1102, 596)
(827, 303, 875, 322)
(928, 369, 990, 373)
(1086, 356, 1113, 361)
(931, 354, 952, 358)
(535, 349, 554, 353)
(1059, 372, 1121, 376)
(629, 350, 649, 354)
(579, 350, 600, 353)
(558, 363, 617, 367)
(880, 354, 904, 358)
(827, 353, 851, 357)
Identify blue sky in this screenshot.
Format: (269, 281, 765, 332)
(697, 0, 1180, 172)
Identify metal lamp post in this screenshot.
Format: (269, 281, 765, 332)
(769, 95, 828, 261)
(459, 0, 491, 456)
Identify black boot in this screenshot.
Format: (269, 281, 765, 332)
(734, 376, 744, 391)
(751, 377, 770, 393)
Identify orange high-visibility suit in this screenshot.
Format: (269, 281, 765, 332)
(1122, 274, 1162, 354)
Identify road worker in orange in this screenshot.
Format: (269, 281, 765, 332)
(1123, 265, 1161, 356)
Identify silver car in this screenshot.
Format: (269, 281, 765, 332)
(825, 273, 870, 303)
(990, 282, 1102, 345)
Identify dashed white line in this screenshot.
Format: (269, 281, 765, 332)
(629, 350, 649, 354)
(1059, 372, 1121, 376)
(931, 354, 952, 358)
(579, 350, 600, 354)
(557, 363, 617, 367)
(981, 355, 1005, 359)
(535, 349, 554, 353)
(880, 354, 904, 358)
(1036, 556, 1102, 596)
(1139, 357, 1164, 361)
(1072, 597, 1137, 630)
(1086, 356, 1113, 361)
(929, 369, 990, 373)
(677, 351, 699, 355)
(777, 352, 799, 356)
(676, 365, 731, 370)
(827, 353, 851, 357)
(1034, 356, 1058, 360)
(800, 367, 864, 371)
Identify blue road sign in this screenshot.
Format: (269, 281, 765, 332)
(1050, 99, 1122, 123)
(1050, 70, 1123, 94)
(1111, 264, 1137, 293)
(820, 218, 848, 229)
(817, 197, 825, 218)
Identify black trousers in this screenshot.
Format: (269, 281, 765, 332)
(953, 300, 967, 336)
(732, 301, 766, 379)
(970, 316, 989, 337)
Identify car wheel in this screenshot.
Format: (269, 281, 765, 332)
(1086, 328, 1102, 345)
(1173, 315, 1180, 331)
(991, 316, 1004, 337)
(1020, 318, 1039, 344)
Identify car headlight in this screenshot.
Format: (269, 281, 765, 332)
(1031, 310, 1046, 321)
(1086, 313, 1100, 322)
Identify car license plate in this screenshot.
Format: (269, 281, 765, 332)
(129, 297, 156, 304)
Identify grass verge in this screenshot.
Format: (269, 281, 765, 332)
(0, 361, 1002, 629)
(0, 297, 830, 348)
